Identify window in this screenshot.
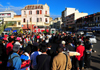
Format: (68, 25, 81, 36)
(40, 10, 42, 14)
(30, 18, 32, 22)
(18, 22, 20, 25)
(45, 11, 47, 15)
(36, 10, 39, 14)
(45, 18, 48, 22)
(40, 18, 42, 22)
(29, 11, 32, 15)
(95, 17, 96, 20)
(37, 18, 39, 22)
(41, 6, 43, 9)
(98, 17, 100, 20)
(24, 11, 26, 15)
(23, 18, 25, 23)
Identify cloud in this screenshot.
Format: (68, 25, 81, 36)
(7, 2, 10, 5)
(0, 4, 3, 7)
(50, 15, 61, 19)
(0, 3, 24, 15)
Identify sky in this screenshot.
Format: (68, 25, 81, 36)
(0, 0, 100, 19)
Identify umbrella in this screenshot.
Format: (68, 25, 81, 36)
(13, 30, 17, 33)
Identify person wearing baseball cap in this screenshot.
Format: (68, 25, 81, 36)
(7, 43, 22, 70)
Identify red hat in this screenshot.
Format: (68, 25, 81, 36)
(4, 34, 8, 37)
(3, 38, 7, 41)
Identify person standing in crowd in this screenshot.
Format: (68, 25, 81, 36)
(0, 42, 6, 70)
(7, 43, 22, 70)
(36, 44, 51, 70)
(31, 44, 41, 70)
(75, 41, 85, 70)
(66, 40, 75, 52)
(84, 37, 93, 69)
(66, 40, 75, 70)
(52, 46, 72, 70)
(6, 38, 14, 56)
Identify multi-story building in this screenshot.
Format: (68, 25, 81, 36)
(50, 17, 62, 29)
(21, 3, 50, 30)
(94, 12, 100, 27)
(0, 11, 16, 24)
(66, 12, 88, 31)
(76, 12, 100, 30)
(61, 8, 79, 30)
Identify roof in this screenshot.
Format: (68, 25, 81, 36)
(14, 15, 21, 18)
(22, 4, 44, 10)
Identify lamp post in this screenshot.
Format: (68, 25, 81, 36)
(36, 0, 39, 33)
(27, 20, 28, 29)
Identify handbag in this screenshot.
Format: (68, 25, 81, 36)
(64, 53, 68, 70)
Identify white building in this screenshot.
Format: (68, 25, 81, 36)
(50, 17, 62, 29)
(21, 3, 50, 30)
(66, 12, 88, 31)
(61, 8, 79, 30)
(0, 11, 16, 23)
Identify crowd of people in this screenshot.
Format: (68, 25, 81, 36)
(0, 31, 95, 70)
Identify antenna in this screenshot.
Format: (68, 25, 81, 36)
(5, 8, 7, 11)
(37, 0, 39, 4)
(8, 7, 10, 11)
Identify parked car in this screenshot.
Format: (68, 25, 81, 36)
(85, 32, 96, 38)
(88, 36, 97, 43)
(76, 31, 84, 35)
(84, 34, 97, 44)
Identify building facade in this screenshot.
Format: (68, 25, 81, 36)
(0, 11, 16, 24)
(21, 3, 50, 30)
(76, 12, 100, 30)
(66, 12, 88, 31)
(61, 8, 79, 30)
(4, 15, 21, 27)
(50, 17, 62, 29)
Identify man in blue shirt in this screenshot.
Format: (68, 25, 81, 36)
(30, 43, 41, 70)
(7, 43, 22, 70)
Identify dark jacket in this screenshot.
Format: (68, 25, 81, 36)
(36, 54, 51, 70)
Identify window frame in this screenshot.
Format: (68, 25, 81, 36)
(23, 18, 26, 23)
(45, 18, 48, 22)
(36, 10, 39, 14)
(30, 18, 32, 22)
(40, 18, 42, 22)
(24, 11, 26, 15)
(37, 18, 39, 22)
(18, 22, 20, 25)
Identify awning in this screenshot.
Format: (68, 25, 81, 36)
(13, 30, 17, 33)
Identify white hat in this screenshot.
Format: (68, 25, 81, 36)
(45, 40, 49, 43)
(62, 41, 66, 45)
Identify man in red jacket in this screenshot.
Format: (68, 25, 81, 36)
(6, 38, 14, 56)
(75, 41, 85, 70)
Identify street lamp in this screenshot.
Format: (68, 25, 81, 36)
(36, 0, 39, 33)
(27, 20, 28, 29)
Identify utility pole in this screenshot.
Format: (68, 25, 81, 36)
(36, 0, 39, 33)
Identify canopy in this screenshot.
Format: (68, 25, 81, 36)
(4, 28, 12, 31)
(13, 30, 17, 33)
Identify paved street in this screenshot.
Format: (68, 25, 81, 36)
(51, 37, 100, 70)
(88, 37, 100, 70)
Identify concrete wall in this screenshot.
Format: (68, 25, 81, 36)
(64, 8, 79, 17)
(21, 4, 50, 26)
(75, 12, 88, 20)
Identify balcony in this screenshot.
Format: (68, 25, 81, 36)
(44, 22, 50, 25)
(45, 14, 50, 17)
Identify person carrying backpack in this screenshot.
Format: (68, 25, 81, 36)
(7, 43, 22, 70)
